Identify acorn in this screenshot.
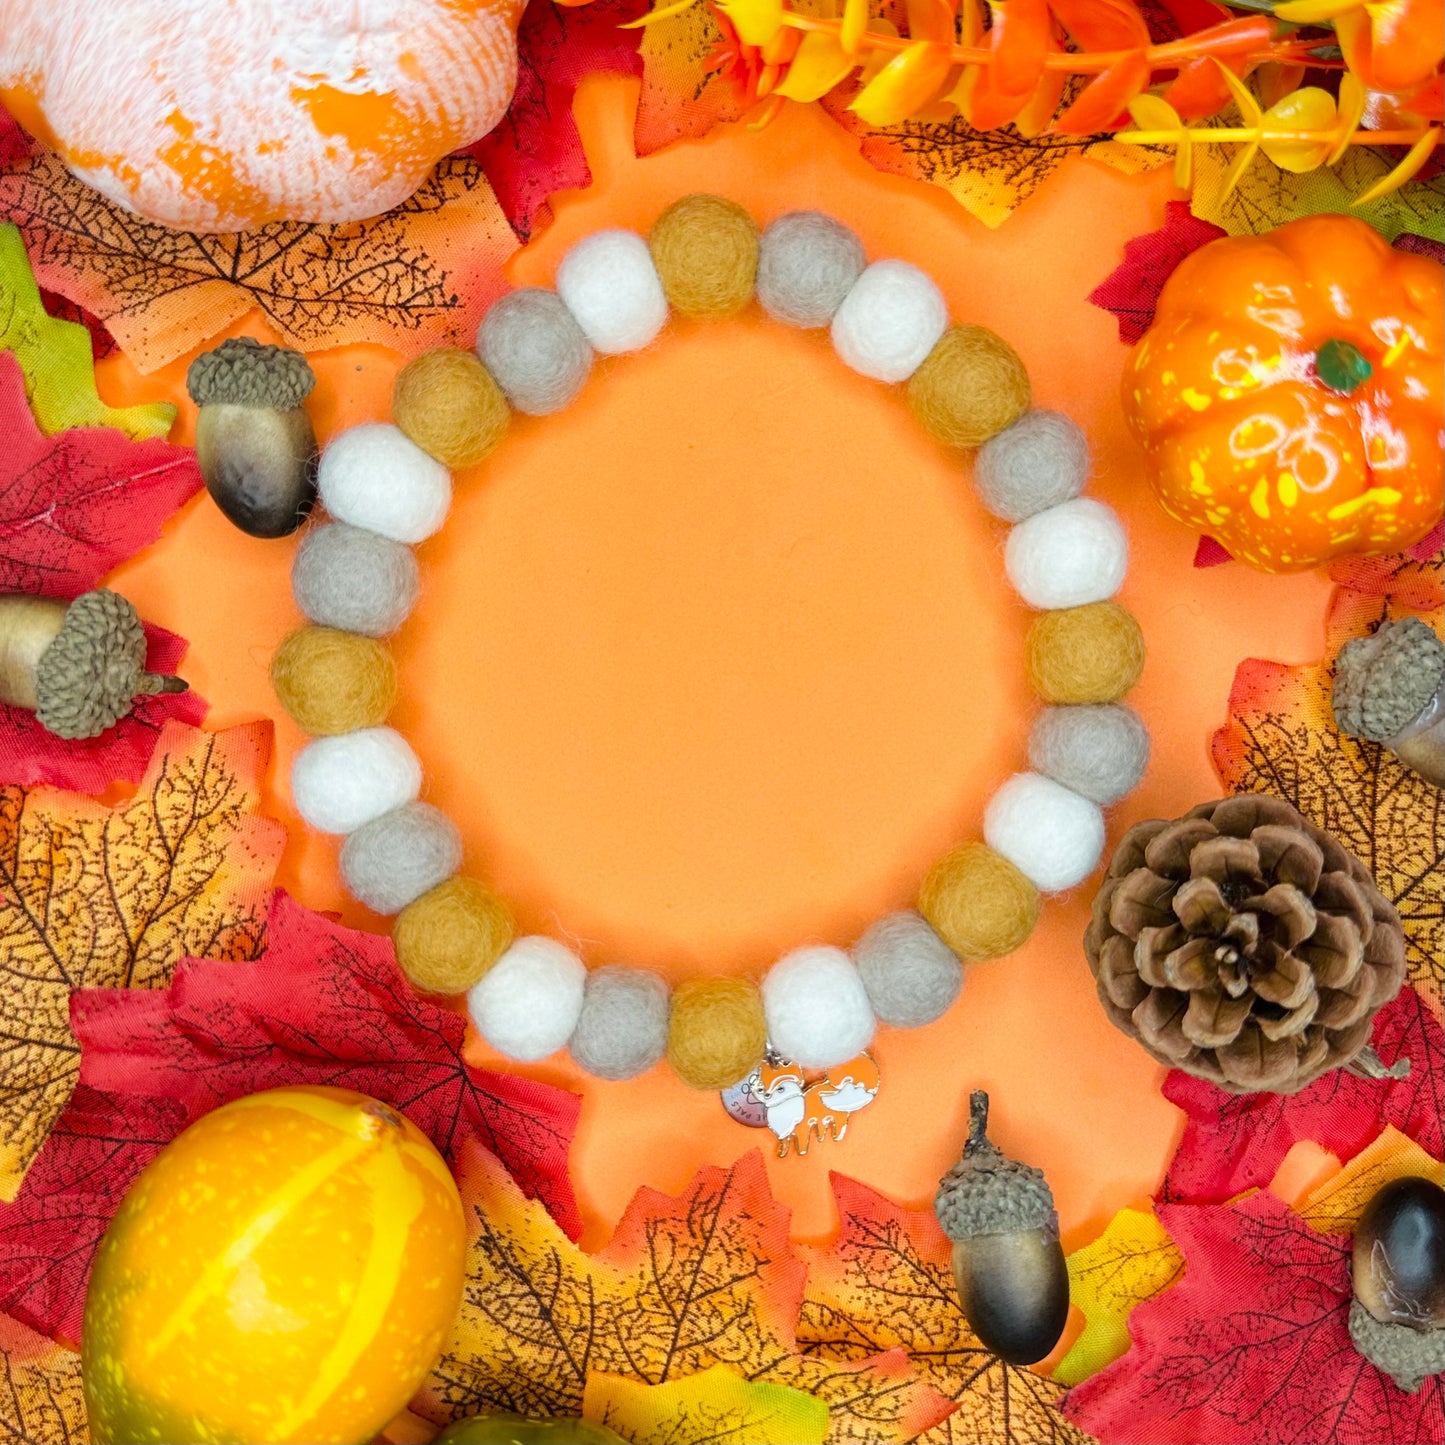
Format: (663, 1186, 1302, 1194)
(0, 590, 186, 739)
(186, 336, 318, 538)
(934, 1090, 1070, 1365)
(1348, 1175, 1445, 1393)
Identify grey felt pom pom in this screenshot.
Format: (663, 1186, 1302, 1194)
(477, 288, 594, 416)
(569, 966, 671, 1080)
(1028, 704, 1150, 805)
(292, 522, 420, 638)
(340, 801, 462, 915)
(974, 410, 1090, 523)
(757, 211, 867, 329)
(853, 910, 963, 1028)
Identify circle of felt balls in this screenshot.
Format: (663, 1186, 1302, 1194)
(270, 196, 1150, 1090)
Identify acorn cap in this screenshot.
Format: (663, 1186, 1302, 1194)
(35, 590, 187, 739)
(1348, 1298, 1445, 1394)
(934, 1091, 1057, 1241)
(1334, 617, 1445, 742)
(186, 336, 316, 411)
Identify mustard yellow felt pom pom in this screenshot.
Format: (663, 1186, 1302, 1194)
(392, 348, 511, 468)
(908, 325, 1031, 449)
(1027, 601, 1145, 704)
(270, 626, 396, 736)
(394, 877, 514, 995)
(667, 976, 767, 1089)
(919, 842, 1041, 961)
(649, 194, 760, 320)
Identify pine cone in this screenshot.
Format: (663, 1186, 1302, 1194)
(1084, 795, 1407, 1094)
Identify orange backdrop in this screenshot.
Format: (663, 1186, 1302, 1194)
(100, 77, 1336, 1288)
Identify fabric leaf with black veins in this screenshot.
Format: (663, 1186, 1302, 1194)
(0, 722, 280, 1202)
(1062, 1192, 1445, 1445)
(0, 151, 517, 373)
(0, 1309, 86, 1445)
(71, 891, 582, 1239)
(0, 1085, 187, 1346)
(799, 1173, 1092, 1444)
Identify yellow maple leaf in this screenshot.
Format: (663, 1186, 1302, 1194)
(1051, 1208, 1183, 1387)
(0, 1309, 86, 1444)
(583, 1367, 829, 1444)
(415, 1142, 954, 1445)
(1298, 1125, 1445, 1236)
(0, 721, 283, 1199)
(798, 1174, 1093, 1444)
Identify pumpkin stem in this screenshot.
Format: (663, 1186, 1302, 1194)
(1316, 338, 1373, 395)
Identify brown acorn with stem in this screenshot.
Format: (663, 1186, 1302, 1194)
(934, 1091, 1070, 1366)
(1349, 1175, 1445, 1393)
(187, 336, 318, 538)
(0, 590, 186, 739)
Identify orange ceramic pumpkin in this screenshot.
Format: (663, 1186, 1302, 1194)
(0, 0, 524, 231)
(1124, 215, 1443, 573)
(82, 1087, 466, 1445)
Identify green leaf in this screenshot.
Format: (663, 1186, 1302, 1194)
(0, 225, 175, 439)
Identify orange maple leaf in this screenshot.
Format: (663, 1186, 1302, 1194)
(415, 1141, 955, 1445)
(0, 152, 518, 375)
(799, 1173, 1093, 1444)
(0, 1309, 86, 1444)
(0, 721, 283, 1199)
(1212, 587, 1444, 1009)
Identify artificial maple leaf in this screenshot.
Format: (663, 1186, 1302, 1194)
(415, 1143, 954, 1445)
(1212, 590, 1444, 999)
(0, 1084, 187, 1346)
(0, 1309, 86, 1445)
(1052, 1207, 1184, 1387)
(1062, 1191, 1444, 1444)
(1328, 527, 1444, 613)
(462, 0, 647, 241)
(0, 152, 518, 375)
(1297, 1124, 1444, 1236)
(798, 1173, 1091, 1444)
(0, 623, 206, 795)
(634, 0, 755, 156)
(0, 353, 202, 598)
(582, 1367, 830, 1444)
(1162, 984, 1444, 1205)
(1190, 139, 1444, 240)
(0, 721, 281, 1200)
(38, 291, 114, 363)
(0, 225, 172, 439)
(1088, 200, 1225, 344)
(72, 891, 582, 1238)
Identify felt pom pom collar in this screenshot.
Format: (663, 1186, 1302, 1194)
(265, 193, 1150, 1099)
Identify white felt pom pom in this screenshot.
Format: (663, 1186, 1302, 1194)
(984, 771, 1105, 892)
(831, 260, 948, 383)
(1004, 497, 1128, 610)
(556, 229, 668, 355)
(974, 410, 1091, 522)
(852, 910, 963, 1028)
(468, 935, 587, 1063)
(762, 945, 876, 1069)
(757, 211, 866, 329)
(317, 423, 452, 545)
(1029, 704, 1150, 804)
(290, 727, 422, 835)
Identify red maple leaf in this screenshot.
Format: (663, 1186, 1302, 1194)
(1088, 201, 1225, 345)
(0, 1085, 187, 1347)
(458, 0, 647, 241)
(0, 102, 32, 168)
(38, 289, 116, 362)
(0, 352, 201, 599)
(70, 892, 581, 1231)
(0, 623, 207, 792)
(1062, 1191, 1445, 1444)
(1161, 985, 1444, 1205)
